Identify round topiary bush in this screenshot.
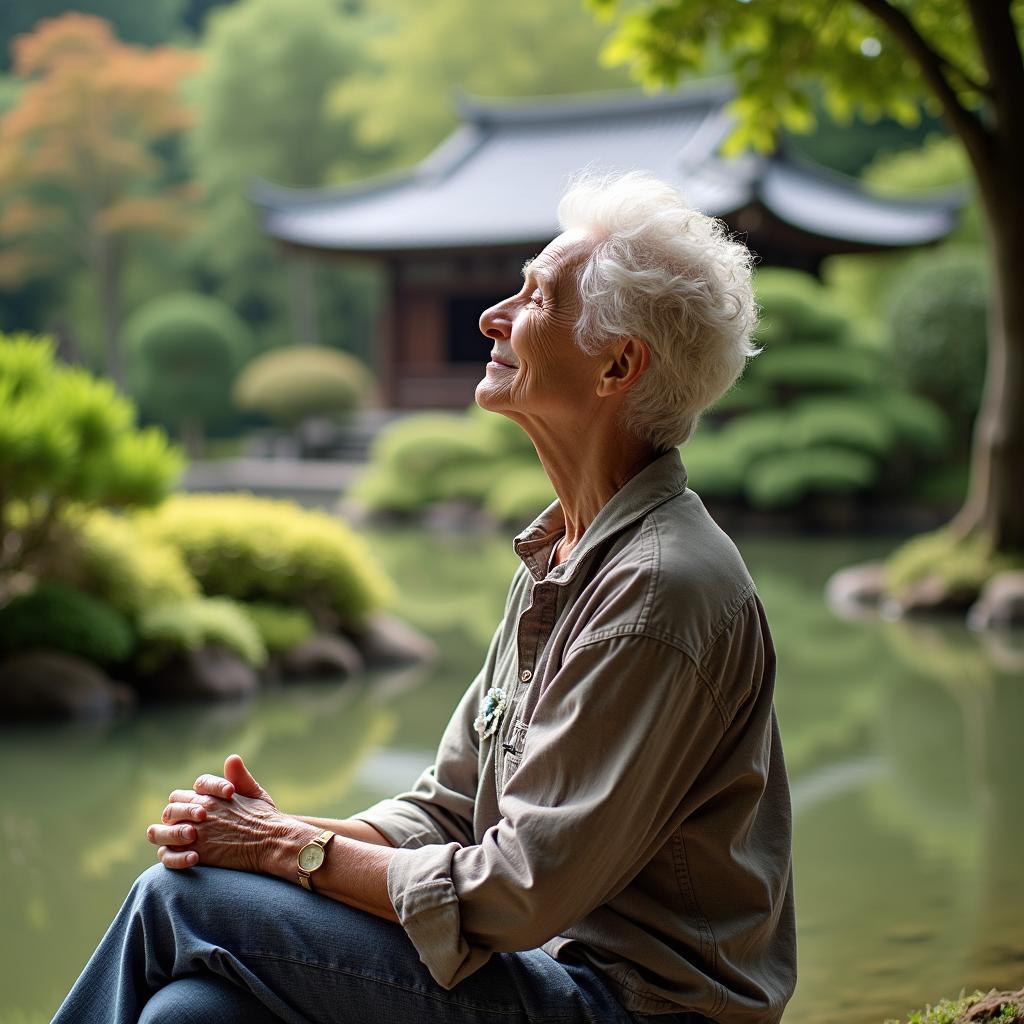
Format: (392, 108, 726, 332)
(886, 249, 988, 431)
(0, 581, 134, 666)
(53, 511, 199, 623)
(124, 293, 252, 452)
(139, 493, 390, 629)
(233, 345, 372, 427)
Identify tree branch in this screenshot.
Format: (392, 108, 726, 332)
(854, 0, 993, 164)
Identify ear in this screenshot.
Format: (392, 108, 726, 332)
(596, 336, 649, 397)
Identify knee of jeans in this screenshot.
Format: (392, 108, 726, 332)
(131, 862, 191, 909)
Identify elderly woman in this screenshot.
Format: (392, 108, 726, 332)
(52, 171, 795, 1024)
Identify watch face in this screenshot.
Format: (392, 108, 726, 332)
(298, 843, 325, 873)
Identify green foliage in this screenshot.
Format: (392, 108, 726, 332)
(883, 528, 1021, 598)
(679, 432, 744, 498)
(124, 292, 251, 436)
(243, 601, 315, 655)
(753, 269, 850, 346)
(886, 249, 988, 431)
(353, 407, 547, 520)
(0, 334, 184, 579)
(871, 390, 950, 455)
(328, 0, 632, 170)
(139, 494, 390, 628)
(190, 0, 370, 278)
(749, 343, 880, 391)
(787, 396, 894, 457)
(56, 511, 200, 622)
(483, 464, 556, 526)
(746, 446, 878, 508)
(884, 989, 1024, 1024)
(0, 581, 134, 666)
(233, 345, 372, 427)
(136, 597, 267, 672)
(589, 0, 989, 154)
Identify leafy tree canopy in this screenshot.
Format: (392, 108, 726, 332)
(329, 0, 634, 170)
(0, 0, 187, 70)
(588, 0, 1006, 155)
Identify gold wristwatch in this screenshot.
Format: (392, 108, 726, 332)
(297, 829, 335, 891)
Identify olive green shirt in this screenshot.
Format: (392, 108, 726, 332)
(354, 450, 797, 1022)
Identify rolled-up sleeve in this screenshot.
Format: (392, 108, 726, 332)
(386, 618, 759, 989)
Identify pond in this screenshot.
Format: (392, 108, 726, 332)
(2, 529, 1022, 1024)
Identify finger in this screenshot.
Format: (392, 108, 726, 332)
(193, 774, 235, 800)
(161, 802, 207, 824)
(158, 846, 198, 870)
(147, 823, 197, 847)
(168, 789, 199, 804)
(224, 754, 263, 800)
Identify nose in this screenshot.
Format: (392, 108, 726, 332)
(479, 298, 512, 341)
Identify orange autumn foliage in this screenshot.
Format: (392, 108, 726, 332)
(0, 12, 202, 288)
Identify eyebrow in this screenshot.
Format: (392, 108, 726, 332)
(521, 257, 555, 290)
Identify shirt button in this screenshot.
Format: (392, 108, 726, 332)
(520, 669, 533, 682)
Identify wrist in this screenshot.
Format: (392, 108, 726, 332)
(264, 817, 319, 881)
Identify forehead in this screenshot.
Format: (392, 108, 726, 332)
(524, 229, 594, 286)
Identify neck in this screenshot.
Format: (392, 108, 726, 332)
(526, 419, 660, 559)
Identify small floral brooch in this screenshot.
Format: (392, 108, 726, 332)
(474, 685, 508, 739)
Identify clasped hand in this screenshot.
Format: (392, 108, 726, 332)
(147, 753, 305, 873)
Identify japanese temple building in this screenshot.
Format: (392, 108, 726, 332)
(253, 80, 961, 410)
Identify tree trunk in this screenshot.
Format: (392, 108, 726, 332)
(181, 415, 204, 460)
(949, 165, 1024, 553)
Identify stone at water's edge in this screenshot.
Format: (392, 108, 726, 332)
(138, 645, 260, 701)
(351, 612, 438, 668)
(960, 987, 1024, 1022)
(824, 561, 887, 620)
(968, 571, 1024, 630)
(885, 573, 979, 618)
(0, 650, 135, 719)
(274, 633, 364, 681)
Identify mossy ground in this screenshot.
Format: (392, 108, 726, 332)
(885, 988, 1024, 1024)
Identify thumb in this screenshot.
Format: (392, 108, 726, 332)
(224, 754, 264, 799)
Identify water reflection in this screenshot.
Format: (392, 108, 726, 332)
(0, 531, 1020, 1024)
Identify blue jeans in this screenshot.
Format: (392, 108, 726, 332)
(51, 864, 707, 1023)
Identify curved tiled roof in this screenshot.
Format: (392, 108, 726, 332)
(253, 81, 961, 254)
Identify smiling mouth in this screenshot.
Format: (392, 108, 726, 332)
(489, 354, 519, 369)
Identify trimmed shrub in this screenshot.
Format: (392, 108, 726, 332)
(124, 293, 251, 451)
(716, 410, 793, 465)
(679, 432, 744, 498)
(748, 343, 879, 391)
(467, 403, 536, 458)
(55, 511, 199, 622)
(244, 602, 315, 655)
(233, 345, 372, 427)
(871, 390, 949, 455)
(0, 334, 183, 559)
(136, 597, 266, 672)
(484, 465, 556, 526)
(787, 396, 895, 458)
(886, 250, 988, 430)
(0, 582, 134, 666)
(745, 447, 878, 508)
(139, 494, 390, 629)
(752, 269, 850, 346)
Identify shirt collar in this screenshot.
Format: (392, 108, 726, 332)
(512, 449, 688, 584)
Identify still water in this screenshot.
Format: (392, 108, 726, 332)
(1, 530, 1022, 1023)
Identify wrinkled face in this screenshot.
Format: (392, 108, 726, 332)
(475, 230, 604, 429)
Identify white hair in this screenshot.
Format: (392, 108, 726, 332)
(557, 169, 760, 450)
